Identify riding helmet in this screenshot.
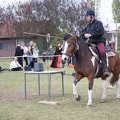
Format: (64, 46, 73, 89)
(85, 9, 95, 16)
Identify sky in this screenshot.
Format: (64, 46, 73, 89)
(99, 0, 117, 30)
(0, 0, 118, 30)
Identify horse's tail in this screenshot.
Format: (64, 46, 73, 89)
(109, 74, 116, 86)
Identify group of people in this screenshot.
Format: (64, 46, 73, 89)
(9, 41, 39, 71)
(8, 41, 63, 71)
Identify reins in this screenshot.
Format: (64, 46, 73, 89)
(72, 37, 86, 54)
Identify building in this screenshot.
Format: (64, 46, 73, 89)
(0, 22, 19, 57)
(105, 30, 118, 51)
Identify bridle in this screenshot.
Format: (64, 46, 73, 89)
(62, 36, 86, 57)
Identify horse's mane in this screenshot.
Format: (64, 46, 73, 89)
(63, 33, 86, 46)
(63, 33, 72, 41)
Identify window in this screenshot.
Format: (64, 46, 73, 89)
(0, 43, 8, 50)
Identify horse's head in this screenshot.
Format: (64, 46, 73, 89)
(62, 35, 78, 64)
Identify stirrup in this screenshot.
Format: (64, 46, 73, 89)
(103, 70, 110, 77)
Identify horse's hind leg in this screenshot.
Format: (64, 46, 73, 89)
(101, 79, 107, 102)
(114, 58, 120, 100)
(116, 79, 120, 100)
(111, 70, 120, 100)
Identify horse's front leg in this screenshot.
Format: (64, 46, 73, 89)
(72, 73, 82, 101)
(87, 77, 94, 106)
(72, 78, 80, 101)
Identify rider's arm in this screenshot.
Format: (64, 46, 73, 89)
(89, 21, 104, 39)
(80, 26, 87, 41)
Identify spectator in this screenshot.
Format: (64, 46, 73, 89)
(50, 43, 61, 68)
(15, 42, 23, 67)
(106, 41, 111, 50)
(41, 50, 47, 64)
(21, 42, 28, 66)
(28, 41, 33, 64)
(109, 43, 114, 49)
(32, 42, 39, 63)
(106, 41, 114, 50)
(9, 57, 23, 71)
(47, 44, 54, 56)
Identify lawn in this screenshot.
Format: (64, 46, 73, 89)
(0, 58, 120, 120)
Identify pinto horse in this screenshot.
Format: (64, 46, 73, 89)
(62, 35, 120, 106)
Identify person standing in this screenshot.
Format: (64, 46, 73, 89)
(47, 44, 54, 60)
(15, 42, 23, 67)
(32, 42, 39, 63)
(47, 44, 54, 55)
(28, 41, 33, 64)
(50, 43, 61, 68)
(21, 42, 28, 66)
(41, 50, 47, 64)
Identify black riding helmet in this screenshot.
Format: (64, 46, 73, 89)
(85, 9, 95, 16)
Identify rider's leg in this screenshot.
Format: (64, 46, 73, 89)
(96, 43, 110, 77)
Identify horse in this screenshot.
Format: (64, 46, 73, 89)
(62, 35, 120, 106)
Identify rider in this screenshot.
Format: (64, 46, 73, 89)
(81, 9, 110, 77)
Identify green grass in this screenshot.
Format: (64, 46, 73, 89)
(0, 58, 120, 120)
(117, 51, 120, 55)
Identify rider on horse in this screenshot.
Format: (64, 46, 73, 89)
(81, 9, 110, 77)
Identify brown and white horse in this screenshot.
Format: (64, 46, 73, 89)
(62, 35, 120, 106)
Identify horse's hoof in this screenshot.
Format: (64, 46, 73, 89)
(116, 98, 120, 101)
(75, 95, 81, 101)
(101, 99, 106, 103)
(86, 104, 92, 108)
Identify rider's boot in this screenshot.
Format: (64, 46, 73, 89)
(101, 57, 110, 77)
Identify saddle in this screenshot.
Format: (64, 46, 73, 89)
(88, 43, 116, 77)
(88, 43, 116, 58)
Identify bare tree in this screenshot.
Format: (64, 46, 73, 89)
(0, 0, 97, 37)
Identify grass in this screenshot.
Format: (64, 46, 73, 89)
(0, 58, 120, 120)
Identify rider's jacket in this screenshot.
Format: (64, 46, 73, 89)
(81, 19, 106, 44)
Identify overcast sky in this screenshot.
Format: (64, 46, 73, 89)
(99, 0, 117, 30)
(0, 0, 118, 30)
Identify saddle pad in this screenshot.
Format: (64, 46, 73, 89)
(106, 51, 116, 57)
(89, 46, 116, 58)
